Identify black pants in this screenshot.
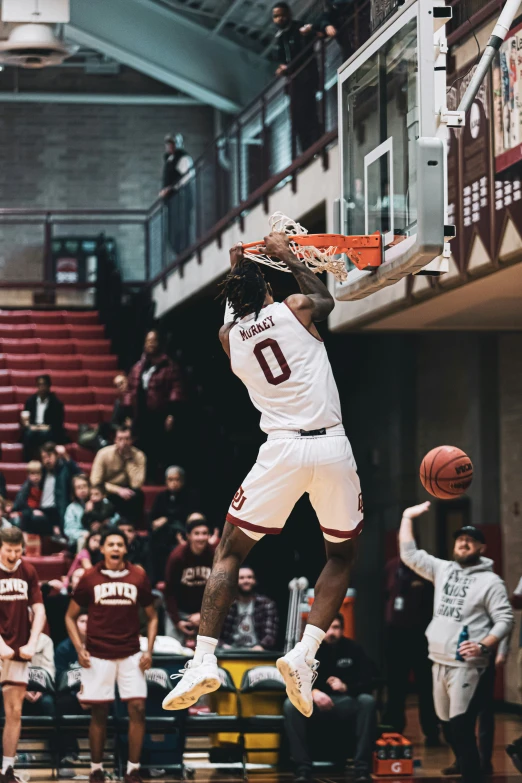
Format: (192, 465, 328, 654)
(441, 666, 489, 783)
(383, 626, 439, 739)
(443, 657, 496, 773)
(19, 507, 61, 535)
(135, 411, 172, 483)
(107, 489, 144, 525)
(291, 77, 321, 155)
(283, 693, 376, 776)
(149, 523, 180, 585)
(22, 428, 63, 462)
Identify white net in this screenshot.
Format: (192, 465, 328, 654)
(243, 211, 348, 282)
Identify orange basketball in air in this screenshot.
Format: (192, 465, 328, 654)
(420, 446, 473, 500)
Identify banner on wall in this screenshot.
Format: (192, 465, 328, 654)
(492, 21, 522, 173)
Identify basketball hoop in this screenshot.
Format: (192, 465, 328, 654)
(242, 212, 382, 281)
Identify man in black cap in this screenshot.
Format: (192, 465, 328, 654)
(399, 502, 513, 783)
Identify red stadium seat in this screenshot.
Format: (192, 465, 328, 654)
(0, 325, 34, 339)
(98, 405, 114, 423)
(0, 463, 27, 485)
(4, 354, 44, 370)
(0, 424, 20, 443)
(38, 339, 76, 355)
(64, 404, 101, 424)
(0, 404, 22, 423)
(80, 356, 117, 370)
(0, 443, 23, 462)
(0, 387, 15, 405)
(93, 388, 118, 405)
(78, 461, 93, 474)
(9, 370, 87, 388)
(41, 355, 83, 370)
(13, 387, 94, 405)
(0, 370, 10, 385)
(0, 356, 5, 370)
(1, 339, 39, 354)
(86, 370, 119, 387)
(28, 312, 66, 324)
(66, 443, 95, 463)
(0, 311, 31, 324)
(63, 311, 99, 324)
(65, 422, 79, 439)
(32, 325, 70, 340)
(68, 325, 105, 339)
(6, 483, 20, 500)
(143, 486, 163, 512)
(23, 554, 69, 581)
(72, 339, 111, 355)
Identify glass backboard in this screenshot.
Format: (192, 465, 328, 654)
(336, 0, 447, 300)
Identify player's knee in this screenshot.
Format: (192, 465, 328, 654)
(5, 700, 23, 721)
(326, 538, 356, 566)
(91, 703, 110, 723)
(127, 699, 146, 722)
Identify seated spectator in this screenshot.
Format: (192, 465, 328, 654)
(126, 329, 186, 481)
(21, 374, 66, 461)
(40, 442, 80, 536)
(82, 484, 119, 530)
(220, 566, 278, 651)
(0, 496, 12, 529)
(164, 513, 217, 643)
(90, 426, 145, 522)
(23, 631, 55, 717)
(64, 474, 90, 546)
(149, 465, 199, 584)
(66, 531, 103, 577)
(284, 615, 378, 783)
(54, 611, 89, 773)
(12, 460, 50, 535)
(112, 374, 133, 431)
(117, 520, 150, 572)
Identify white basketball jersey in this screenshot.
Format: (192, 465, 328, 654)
(229, 301, 342, 433)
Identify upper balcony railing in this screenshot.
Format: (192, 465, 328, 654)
(0, 0, 502, 294)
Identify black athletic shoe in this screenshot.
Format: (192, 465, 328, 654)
(3, 768, 23, 783)
(294, 766, 313, 782)
(89, 770, 106, 783)
(441, 761, 461, 776)
(124, 771, 143, 783)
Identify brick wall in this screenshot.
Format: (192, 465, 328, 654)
(0, 102, 214, 280)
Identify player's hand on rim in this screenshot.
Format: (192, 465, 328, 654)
(263, 231, 291, 258)
(229, 242, 244, 269)
(139, 651, 153, 672)
(402, 501, 431, 519)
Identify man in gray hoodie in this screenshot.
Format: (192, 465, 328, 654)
(399, 500, 513, 783)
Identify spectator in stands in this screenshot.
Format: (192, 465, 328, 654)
(21, 375, 66, 461)
(12, 460, 51, 535)
(160, 133, 193, 199)
(126, 330, 185, 481)
(220, 567, 278, 650)
(382, 554, 440, 745)
(64, 474, 91, 546)
(112, 374, 133, 432)
(38, 443, 80, 537)
(82, 484, 119, 530)
(149, 466, 198, 584)
(90, 426, 145, 522)
(284, 615, 378, 783)
(0, 497, 12, 529)
(66, 532, 103, 576)
(160, 133, 195, 254)
(54, 611, 89, 773)
(164, 514, 217, 643)
(272, 2, 320, 153)
(117, 520, 150, 572)
(22, 631, 55, 717)
(317, 0, 354, 61)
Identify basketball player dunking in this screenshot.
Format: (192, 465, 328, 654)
(163, 232, 364, 716)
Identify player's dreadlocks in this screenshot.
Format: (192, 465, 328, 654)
(219, 259, 272, 321)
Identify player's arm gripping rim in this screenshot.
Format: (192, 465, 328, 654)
(263, 231, 335, 323)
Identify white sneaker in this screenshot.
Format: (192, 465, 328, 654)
(162, 654, 221, 710)
(277, 642, 318, 718)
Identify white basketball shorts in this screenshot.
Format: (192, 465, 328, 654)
(0, 660, 29, 686)
(78, 652, 147, 703)
(226, 425, 364, 543)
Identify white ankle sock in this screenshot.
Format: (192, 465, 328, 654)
(91, 763, 103, 772)
(193, 635, 218, 664)
(301, 624, 325, 658)
(127, 762, 140, 774)
(2, 757, 15, 774)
